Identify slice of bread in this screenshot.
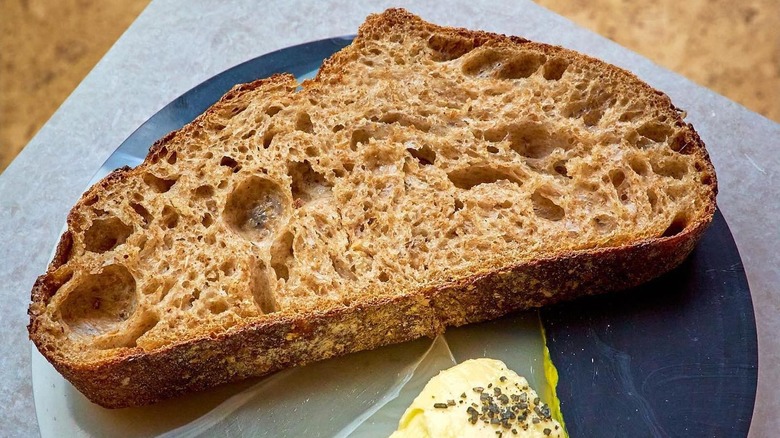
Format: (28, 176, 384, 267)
(28, 9, 716, 408)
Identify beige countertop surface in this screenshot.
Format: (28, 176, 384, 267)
(1, 1, 778, 436)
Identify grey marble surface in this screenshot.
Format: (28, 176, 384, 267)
(1, 0, 777, 436)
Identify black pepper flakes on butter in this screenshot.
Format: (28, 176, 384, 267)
(455, 371, 562, 434)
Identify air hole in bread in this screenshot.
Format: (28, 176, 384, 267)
(251, 260, 278, 314)
(194, 185, 215, 198)
(162, 234, 173, 250)
(609, 169, 626, 189)
(531, 190, 565, 221)
(651, 159, 687, 180)
(378, 272, 390, 282)
(670, 133, 694, 154)
(506, 122, 569, 159)
(198, 232, 214, 245)
(427, 33, 474, 61)
(543, 57, 569, 80)
(289, 160, 333, 203)
(201, 213, 213, 228)
(219, 156, 241, 173)
(207, 300, 229, 315)
(454, 198, 464, 212)
(262, 127, 278, 149)
(593, 214, 616, 233)
(166, 151, 178, 165)
(582, 107, 606, 127)
(486, 145, 499, 154)
(662, 213, 688, 237)
(60, 264, 137, 339)
(629, 157, 650, 176)
(227, 103, 248, 117)
(496, 200, 513, 209)
(350, 129, 371, 151)
(379, 112, 431, 132)
(158, 279, 174, 300)
(271, 231, 294, 282)
(332, 254, 358, 281)
(407, 144, 436, 165)
(223, 176, 288, 243)
(82, 195, 99, 206)
(496, 52, 546, 79)
(701, 173, 713, 185)
(203, 269, 217, 282)
(161, 206, 180, 229)
(129, 202, 152, 226)
(209, 122, 227, 132)
(588, 92, 615, 126)
(619, 109, 643, 123)
(219, 260, 236, 277)
(142, 173, 177, 193)
(448, 165, 523, 190)
(141, 278, 162, 296)
(638, 122, 674, 143)
(563, 92, 611, 126)
(181, 291, 196, 310)
(265, 105, 283, 116)
(241, 129, 256, 140)
(647, 189, 659, 210)
(118, 311, 159, 349)
(461, 48, 503, 77)
(553, 160, 569, 177)
(150, 146, 169, 164)
(295, 112, 314, 133)
(83, 217, 133, 253)
(332, 124, 345, 133)
(575, 180, 600, 193)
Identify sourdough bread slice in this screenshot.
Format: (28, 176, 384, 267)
(29, 8, 716, 408)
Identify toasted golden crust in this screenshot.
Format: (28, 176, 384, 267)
(29, 8, 716, 408)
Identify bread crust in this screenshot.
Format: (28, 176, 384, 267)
(28, 8, 717, 408)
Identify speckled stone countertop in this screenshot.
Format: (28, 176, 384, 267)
(1, 1, 777, 436)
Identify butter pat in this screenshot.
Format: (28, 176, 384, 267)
(390, 358, 563, 438)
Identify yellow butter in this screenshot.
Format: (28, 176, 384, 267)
(390, 358, 564, 437)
